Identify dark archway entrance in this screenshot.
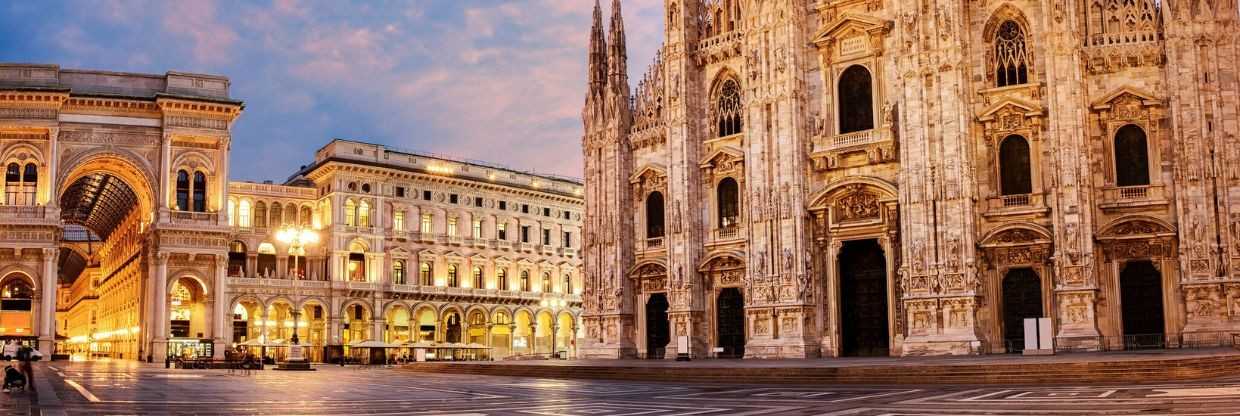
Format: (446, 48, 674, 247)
(644, 293, 670, 359)
(1120, 260, 1165, 349)
(716, 287, 745, 358)
(1001, 268, 1042, 353)
(839, 239, 889, 357)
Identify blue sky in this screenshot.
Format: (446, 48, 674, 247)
(0, 0, 664, 181)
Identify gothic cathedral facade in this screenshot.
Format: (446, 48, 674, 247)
(580, 0, 1240, 358)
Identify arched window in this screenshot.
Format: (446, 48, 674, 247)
(257, 242, 277, 277)
(447, 265, 459, 287)
(192, 171, 207, 212)
(1114, 125, 1151, 187)
(19, 163, 37, 206)
(717, 177, 740, 228)
(520, 271, 531, 292)
(542, 273, 552, 293)
(344, 200, 356, 226)
(838, 65, 875, 134)
(419, 262, 433, 285)
(227, 199, 236, 226)
(646, 191, 665, 239)
(228, 241, 247, 277)
(254, 201, 268, 228)
(715, 79, 743, 137)
(300, 206, 312, 226)
(3, 163, 17, 205)
(284, 204, 297, 226)
(238, 199, 252, 228)
(994, 21, 1029, 87)
(358, 200, 371, 227)
(175, 170, 190, 211)
(393, 260, 406, 285)
(347, 250, 366, 282)
(999, 135, 1033, 195)
(497, 268, 508, 290)
(563, 274, 573, 294)
(472, 266, 483, 289)
(271, 202, 284, 226)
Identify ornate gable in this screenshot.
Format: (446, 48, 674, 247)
(699, 146, 744, 180)
(1090, 87, 1163, 121)
(629, 164, 667, 201)
(812, 14, 892, 60)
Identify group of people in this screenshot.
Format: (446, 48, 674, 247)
(1, 341, 40, 393)
(225, 346, 261, 375)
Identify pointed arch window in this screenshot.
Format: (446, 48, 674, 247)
(999, 135, 1033, 195)
(254, 201, 268, 228)
(717, 177, 740, 228)
(994, 21, 1030, 87)
(715, 79, 743, 137)
(344, 199, 356, 226)
(1114, 124, 1151, 187)
(838, 65, 875, 134)
(175, 170, 190, 211)
(192, 171, 207, 212)
(646, 191, 665, 239)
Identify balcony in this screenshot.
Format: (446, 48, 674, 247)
(496, 240, 513, 251)
(560, 247, 578, 257)
(643, 237, 664, 251)
(825, 129, 882, 151)
(1001, 194, 1030, 207)
(1100, 185, 1168, 211)
(0, 205, 47, 225)
(695, 31, 743, 65)
(715, 226, 740, 241)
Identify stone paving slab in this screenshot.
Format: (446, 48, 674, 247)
(28, 359, 1240, 415)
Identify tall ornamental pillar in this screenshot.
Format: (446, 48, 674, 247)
(153, 252, 170, 362)
(213, 254, 229, 359)
(38, 247, 58, 355)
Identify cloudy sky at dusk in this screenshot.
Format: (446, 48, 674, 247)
(0, 0, 664, 181)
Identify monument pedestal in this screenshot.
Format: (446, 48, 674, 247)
(275, 344, 315, 371)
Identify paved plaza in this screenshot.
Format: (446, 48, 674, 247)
(0, 360, 1237, 415)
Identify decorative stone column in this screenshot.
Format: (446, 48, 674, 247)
(38, 247, 58, 355)
(213, 254, 228, 359)
(153, 252, 170, 362)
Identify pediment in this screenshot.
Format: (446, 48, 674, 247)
(979, 224, 1054, 248)
(629, 164, 667, 184)
(1099, 216, 1176, 239)
(417, 249, 438, 258)
(389, 247, 412, 256)
(493, 256, 512, 264)
(977, 97, 1043, 122)
(699, 146, 744, 168)
(442, 251, 464, 259)
(1090, 87, 1162, 110)
(812, 13, 891, 45)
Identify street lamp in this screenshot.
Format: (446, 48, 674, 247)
(275, 225, 318, 354)
(275, 226, 319, 280)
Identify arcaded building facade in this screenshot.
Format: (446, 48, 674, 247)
(581, 1, 1240, 359)
(0, 64, 582, 362)
(224, 140, 583, 362)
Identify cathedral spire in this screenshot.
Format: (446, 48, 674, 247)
(587, 0, 608, 91)
(607, 0, 628, 88)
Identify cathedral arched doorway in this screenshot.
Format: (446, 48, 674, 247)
(839, 239, 889, 357)
(644, 293, 669, 359)
(716, 287, 745, 358)
(1001, 268, 1042, 353)
(1120, 260, 1164, 349)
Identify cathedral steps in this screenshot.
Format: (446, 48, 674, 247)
(403, 351, 1240, 385)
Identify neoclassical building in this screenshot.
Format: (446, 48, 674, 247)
(0, 64, 582, 362)
(581, 1, 1240, 359)
(223, 140, 583, 362)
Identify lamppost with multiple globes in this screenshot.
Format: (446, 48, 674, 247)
(274, 225, 318, 370)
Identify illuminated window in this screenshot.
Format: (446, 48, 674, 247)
(344, 199, 356, 226)
(497, 268, 508, 290)
(541, 273, 551, 293)
(447, 217, 458, 237)
(472, 266, 483, 289)
(358, 200, 371, 227)
(419, 262, 433, 285)
(497, 223, 507, 240)
(520, 271, 530, 291)
(227, 199, 235, 226)
(421, 213, 432, 233)
(447, 265, 459, 287)
(394, 211, 405, 232)
(563, 274, 573, 294)
(254, 201, 267, 228)
(472, 219, 482, 239)
(393, 260, 406, 284)
(238, 200, 252, 228)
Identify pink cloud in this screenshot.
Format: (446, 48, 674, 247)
(160, 0, 238, 65)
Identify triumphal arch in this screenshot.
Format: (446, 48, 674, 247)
(0, 64, 239, 361)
